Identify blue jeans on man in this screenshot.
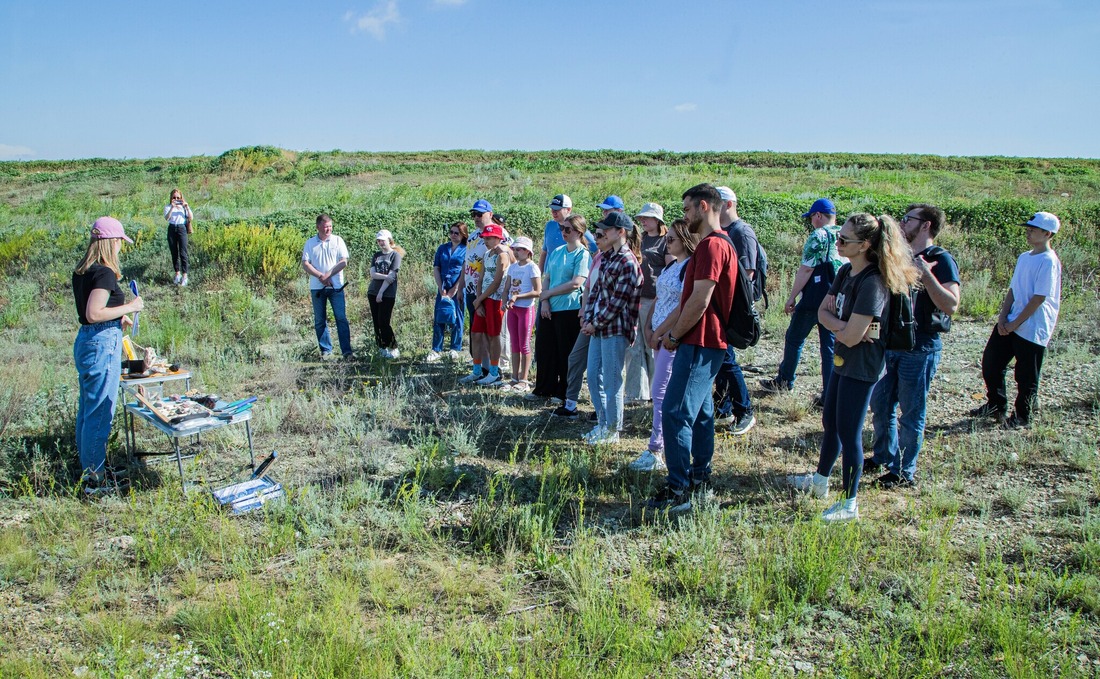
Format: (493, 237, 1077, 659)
(432, 291, 465, 353)
(869, 339, 942, 481)
(777, 300, 835, 390)
(311, 287, 352, 356)
(74, 321, 123, 475)
(663, 344, 725, 490)
(715, 345, 752, 419)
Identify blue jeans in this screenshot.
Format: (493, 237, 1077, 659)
(663, 344, 725, 490)
(74, 321, 123, 475)
(715, 345, 752, 418)
(817, 372, 877, 500)
(870, 343, 942, 481)
(587, 335, 629, 432)
(777, 300, 835, 390)
(432, 291, 465, 353)
(311, 287, 352, 356)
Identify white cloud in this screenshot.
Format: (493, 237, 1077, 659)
(673, 103, 697, 113)
(346, 1, 400, 40)
(0, 144, 35, 159)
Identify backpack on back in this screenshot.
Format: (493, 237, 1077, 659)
(851, 265, 915, 351)
(715, 233, 761, 350)
(754, 240, 769, 310)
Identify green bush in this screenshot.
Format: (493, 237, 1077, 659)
(193, 222, 303, 285)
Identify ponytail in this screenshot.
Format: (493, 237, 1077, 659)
(847, 213, 919, 294)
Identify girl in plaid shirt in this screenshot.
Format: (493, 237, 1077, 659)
(581, 212, 643, 445)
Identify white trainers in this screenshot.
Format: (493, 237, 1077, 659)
(174, 273, 182, 285)
(180, 274, 189, 287)
(458, 371, 484, 384)
(389, 348, 400, 359)
(822, 501, 859, 522)
(787, 472, 829, 499)
(588, 430, 619, 446)
(582, 425, 605, 443)
(426, 351, 442, 363)
(476, 372, 503, 386)
(629, 450, 666, 471)
(447, 350, 462, 361)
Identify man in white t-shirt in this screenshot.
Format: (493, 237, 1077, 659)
(302, 214, 352, 359)
(972, 211, 1062, 428)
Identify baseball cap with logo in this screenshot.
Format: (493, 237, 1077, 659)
(634, 202, 665, 223)
(1023, 211, 1060, 234)
(715, 186, 737, 203)
(547, 194, 572, 210)
(481, 224, 504, 239)
(597, 195, 625, 210)
(90, 216, 133, 243)
(802, 198, 837, 218)
(375, 229, 393, 241)
(471, 199, 493, 214)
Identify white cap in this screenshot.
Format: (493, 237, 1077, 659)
(1023, 211, 1060, 234)
(375, 229, 393, 241)
(634, 202, 665, 223)
(716, 186, 737, 203)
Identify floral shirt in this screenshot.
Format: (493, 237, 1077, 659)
(800, 225, 845, 272)
(651, 259, 687, 331)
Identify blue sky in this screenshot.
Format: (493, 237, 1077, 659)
(2, 0, 1098, 160)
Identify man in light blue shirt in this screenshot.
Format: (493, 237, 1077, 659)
(539, 194, 597, 274)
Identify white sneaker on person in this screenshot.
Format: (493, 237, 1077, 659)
(389, 348, 400, 359)
(476, 372, 503, 386)
(447, 350, 462, 361)
(628, 450, 666, 472)
(426, 351, 442, 363)
(787, 472, 829, 499)
(587, 429, 619, 446)
(458, 371, 483, 384)
(180, 274, 189, 287)
(582, 425, 606, 443)
(174, 273, 182, 285)
(822, 500, 859, 522)
(378, 348, 392, 359)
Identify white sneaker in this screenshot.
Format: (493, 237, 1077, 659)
(588, 430, 620, 446)
(629, 450, 666, 471)
(476, 372, 502, 386)
(174, 273, 182, 285)
(389, 348, 400, 359)
(426, 351, 442, 363)
(378, 348, 391, 359)
(582, 425, 605, 443)
(458, 371, 484, 384)
(822, 501, 859, 522)
(447, 350, 462, 361)
(787, 473, 829, 499)
(180, 274, 189, 287)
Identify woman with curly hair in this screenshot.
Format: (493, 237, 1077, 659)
(788, 213, 919, 521)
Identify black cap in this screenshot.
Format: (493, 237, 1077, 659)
(596, 211, 635, 231)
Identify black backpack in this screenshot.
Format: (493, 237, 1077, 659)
(715, 233, 761, 350)
(754, 240, 769, 310)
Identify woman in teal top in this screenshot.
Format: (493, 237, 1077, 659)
(531, 214, 591, 401)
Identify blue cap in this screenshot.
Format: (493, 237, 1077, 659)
(471, 199, 493, 214)
(596, 211, 635, 231)
(597, 195, 624, 210)
(802, 198, 836, 218)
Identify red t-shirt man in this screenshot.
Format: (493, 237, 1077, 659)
(679, 232, 737, 348)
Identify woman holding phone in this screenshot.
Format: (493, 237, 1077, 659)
(164, 188, 193, 286)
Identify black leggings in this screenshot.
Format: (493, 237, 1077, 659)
(167, 224, 189, 274)
(369, 296, 397, 349)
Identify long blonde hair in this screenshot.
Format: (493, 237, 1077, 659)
(74, 238, 121, 279)
(846, 213, 919, 294)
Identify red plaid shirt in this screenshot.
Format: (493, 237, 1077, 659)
(584, 245, 642, 339)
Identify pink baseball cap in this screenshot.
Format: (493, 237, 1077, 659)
(90, 216, 133, 243)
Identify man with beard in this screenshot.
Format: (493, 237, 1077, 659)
(645, 184, 737, 513)
(866, 203, 960, 488)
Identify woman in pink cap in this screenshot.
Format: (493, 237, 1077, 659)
(71, 217, 144, 492)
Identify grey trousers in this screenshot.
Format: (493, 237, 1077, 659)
(566, 331, 591, 403)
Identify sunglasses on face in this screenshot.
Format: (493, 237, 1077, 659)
(560, 226, 576, 234)
(449, 230, 461, 236)
(837, 235, 864, 245)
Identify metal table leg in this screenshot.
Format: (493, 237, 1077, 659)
(246, 420, 255, 469)
(174, 437, 186, 492)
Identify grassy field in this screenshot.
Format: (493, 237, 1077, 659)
(0, 149, 1098, 677)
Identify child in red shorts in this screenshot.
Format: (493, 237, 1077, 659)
(470, 224, 512, 385)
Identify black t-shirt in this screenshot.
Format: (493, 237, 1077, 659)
(914, 245, 960, 345)
(368, 250, 402, 298)
(639, 233, 668, 299)
(72, 263, 124, 325)
(828, 263, 889, 382)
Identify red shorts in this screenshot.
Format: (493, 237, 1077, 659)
(471, 298, 504, 336)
